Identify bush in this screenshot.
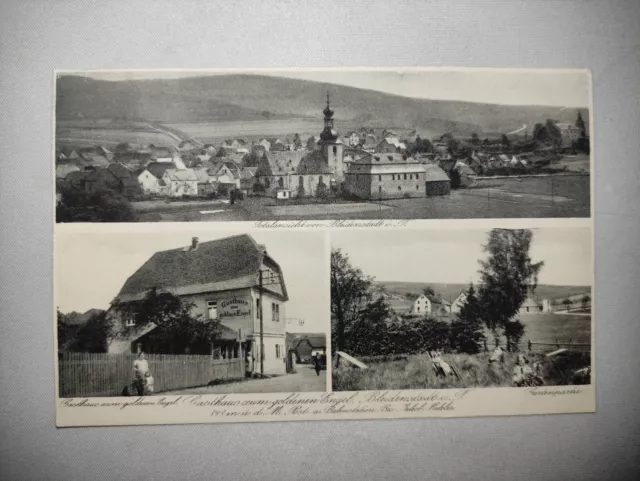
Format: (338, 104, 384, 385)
(315, 181, 329, 199)
(450, 168, 462, 189)
(57, 186, 138, 223)
(504, 319, 526, 352)
(252, 182, 265, 193)
(420, 318, 451, 352)
(450, 318, 485, 354)
(216, 184, 229, 196)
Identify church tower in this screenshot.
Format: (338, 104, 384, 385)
(318, 92, 344, 182)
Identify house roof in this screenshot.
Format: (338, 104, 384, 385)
(164, 168, 198, 181)
(150, 147, 174, 159)
(555, 122, 579, 130)
(383, 137, 407, 150)
(193, 168, 210, 183)
(239, 167, 257, 180)
(262, 151, 307, 175)
(145, 162, 177, 179)
(423, 164, 450, 182)
(78, 153, 110, 167)
(116, 234, 288, 303)
(295, 336, 326, 350)
(56, 163, 80, 179)
(107, 162, 133, 179)
(355, 153, 409, 165)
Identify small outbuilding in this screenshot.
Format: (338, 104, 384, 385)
(423, 164, 451, 196)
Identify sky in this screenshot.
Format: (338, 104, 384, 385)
(55, 227, 328, 334)
(331, 227, 592, 286)
(73, 68, 590, 108)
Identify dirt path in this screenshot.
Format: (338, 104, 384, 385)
(162, 365, 327, 395)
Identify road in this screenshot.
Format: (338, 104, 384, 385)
(162, 364, 327, 395)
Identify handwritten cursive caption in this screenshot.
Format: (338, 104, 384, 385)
(60, 389, 473, 418)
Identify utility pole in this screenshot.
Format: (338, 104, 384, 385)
(259, 268, 264, 375)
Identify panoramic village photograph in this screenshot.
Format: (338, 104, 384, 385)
(56, 228, 328, 397)
(330, 227, 592, 391)
(55, 69, 591, 222)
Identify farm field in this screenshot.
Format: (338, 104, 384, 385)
(518, 313, 591, 345)
(165, 120, 435, 144)
(56, 127, 179, 147)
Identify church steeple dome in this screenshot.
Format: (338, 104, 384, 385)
(319, 91, 339, 143)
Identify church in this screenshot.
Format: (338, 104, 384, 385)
(254, 93, 346, 197)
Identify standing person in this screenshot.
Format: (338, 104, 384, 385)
(133, 352, 151, 396)
(245, 350, 254, 378)
(313, 354, 322, 376)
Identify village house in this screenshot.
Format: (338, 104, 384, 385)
(451, 290, 468, 314)
(194, 168, 214, 196)
(137, 161, 177, 195)
(56, 163, 81, 180)
(294, 336, 327, 363)
(210, 161, 241, 189)
(83, 163, 142, 198)
(344, 153, 427, 199)
(239, 167, 258, 192)
(519, 296, 543, 314)
(162, 168, 199, 197)
(554, 122, 582, 149)
(376, 137, 406, 153)
(107, 234, 289, 376)
(345, 131, 360, 147)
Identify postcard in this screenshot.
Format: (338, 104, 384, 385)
(53, 68, 593, 426)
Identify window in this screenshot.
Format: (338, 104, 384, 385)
(398, 186, 401, 191)
(272, 303, 280, 322)
(416, 185, 419, 190)
(207, 301, 218, 319)
(404, 173, 407, 180)
(125, 317, 136, 327)
(264, 178, 271, 189)
(378, 175, 381, 181)
(417, 307, 420, 312)
(299, 176, 304, 188)
(333, 146, 337, 155)
(392, 174, 395, 180)
(276, 344, 280, 359)
(278, 177, 284, 188)
(256, 299, 261, 319)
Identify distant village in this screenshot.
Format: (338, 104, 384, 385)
(56, 93, 590, 207)
(383, 286, 592, 319)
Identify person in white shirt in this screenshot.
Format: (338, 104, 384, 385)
(133, 352, 151, 396)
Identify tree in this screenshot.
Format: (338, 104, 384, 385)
(293, 133, 302, 150)
(113, 288, 222, 354)
(581, 295, 590, 310)
(450, 168, 462, 189)
(503, 319, 525, 352)
(331, 249, 390, 354)
(422, 286, 435, 297)
(450, 283, 485, 354)
(66, 311, 111, 353)
(563, 298, 572, 312)
(501, 134, 511, 147)
(316, 177, 329, 199)
(57, 309, 70, 350)
(471, 133, 480, 146)
(57, 185, 138, 223)
(477, 229, 544, 347)
(576, 110, 587, 138)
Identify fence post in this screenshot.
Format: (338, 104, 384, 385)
(528, 340, 532, 352)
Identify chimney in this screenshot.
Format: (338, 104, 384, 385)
(191, 237, 199, 250)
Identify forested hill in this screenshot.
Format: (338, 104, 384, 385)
(56, 74, 584, 135)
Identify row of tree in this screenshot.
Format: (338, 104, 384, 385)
(331, 229, 543, 357)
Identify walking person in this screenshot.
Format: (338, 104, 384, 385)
(133, 351, 151, 396)
(313, 354, 322, 376)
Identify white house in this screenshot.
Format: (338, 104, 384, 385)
(410, 295, 432, 315)
(162, 169, 199, 197)
(451, 290, 468, 314)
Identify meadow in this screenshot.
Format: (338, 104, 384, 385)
(518, 313, 591, 345)
(332, 350, 591, 391)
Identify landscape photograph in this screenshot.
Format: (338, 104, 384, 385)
(330, 226, 592, 391)
(54, 68, 591, 222)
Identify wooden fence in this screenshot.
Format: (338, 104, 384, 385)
(59, 353, 244, 398)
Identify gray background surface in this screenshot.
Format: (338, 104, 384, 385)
(1, 1, 639, 479)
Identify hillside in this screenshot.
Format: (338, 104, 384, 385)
(377, 281, 590, 304)
(56, 74, 586, 135)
